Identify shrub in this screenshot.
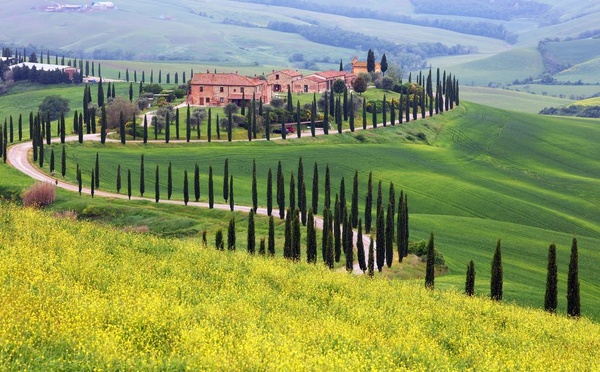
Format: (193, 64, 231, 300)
(22, 182, 56, 208)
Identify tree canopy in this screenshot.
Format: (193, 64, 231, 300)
(38, 95, 69, 121)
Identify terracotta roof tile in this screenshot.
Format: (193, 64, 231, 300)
(191, 73, 264, 87)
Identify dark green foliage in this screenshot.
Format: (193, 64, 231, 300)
(368, 237, 375, 277)
(372, 104, 377, 129)
(388, 182, 395, 217)
(154, 165, 160, 203)
(268, 216, 275, 256)
(229, 176, 234, 211)
(307, 209, 317, 263)
(376, 204, 385, 272)
(322, 208, 330, 263)
(365, 171, 373, 233)
(208, 166, 214, 208)
(344, 213, 353, 272)
(223, 158, 229, 201)
(349, 93, 355, 132)
(127, 169, 131, 200)
(490, 238, 503, 301)
(356, 219, 366, 272)
(207, 108, 212, 142)
(61, 145, 66, 178)
(544, 243, 558, 313)
(300, 181, 307, 226)
(259, 239, 266, 256)
(284, 209, 292, 259)
(267, 168, 273, 216)
(465, 260, 475, 296)
(227, 110, 233, 142)
(77, 164, 82, 195)
(367, 49, 375, 73)
(167, 162, 172, 200)
(382, 95, 387, 127)
(292, 210, 301, 261)
(215, 230, 224, 250)
(252, 160, 258, 212)
(49, 148, 55, 173)
(334, 194, 341, 263)
(312, 162, 319, 214)
(139, 154, 145, 196)
(425, 232, 435, 289)
(277, 161, 285, 219)
(362, 99, 367, 130)
(397, 191, 409, 262)
(186, 105, 191, 142)
(247, 209, 255, 254)
(339, 177, 346, 210)
(567, 238, 580, 317)
(324, 164, 331, 210)
(194, 163, 200, 202)
(311, 95, 316, 137)
(297, 157, 304, 212)
(323, 92, 329, 136)
(351, 171, 359, 228)
(94, 153, 100, 188)
(289, 173, 296, 212)
(90, 170, 95, 198)
(325, 231, 334, 270)
(175, 108, 180, 140)
(116, 164, 122, 193)
(227, 217, 236, 250)
(385, 202, 394, 268)
(143, 115, 148, 144)
(183, 170, 189, 206)
(119, 111, 126, 144)
(381, 53, 388, 76)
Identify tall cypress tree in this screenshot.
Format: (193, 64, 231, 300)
(425, 232, 435, 289)
(490, 238, 503, 301)
(127, 169, 132, 200)
(465, 260, 475, 296)
(351, 171, 359, 228)
(372, 103, 377, 129)
(567, 238, 580, 317)
(208, 166, 214, 208)
(288, 172, 296, 212)
(268, 216, 275, 256)
(277, 161, 285, 219)
(307, 209, 317, 263)
(119, 111, 126, 144)
(252, 159, 258, 212)
(292, 210, 301, 261)
(175, 108, 180, 140)
(227, 110, 233, 142)
(325, 231, 334, 269)
(339, 177, 346, 210)
(167, 161, 173, 200)
(334, 194, 341, 262)
(155, 165, 160, 203)
(324, 164, 331, 210)
(116, 164, 122, 193)
(227, 216, 236, 250)
(362, 99, 367, 130)
(90, 171, 95, 198)
(183, 170, 189, 206)
(365, 171, 373, 233)
(207, 108, 212, 142)
(312, 162, 319, 214)
(544, 243, 558, 313)
(344, 212, 353, 272)
(385, 202, 394, 268)
(367, 237, 375, 277)
(223, 158, 229, 201)
(215, 230, 224, 251)
(94, 152, 100, 188)
(49, 148, 55, 173)
(376, 203, 385, 272)
(382, 95, 387, 127)
(143, 114, 148, 144)
(356, 219, 366, 272)
(247, 209, 255, 254)
(311, 94, 316, 137)
(267, 167, 273, 216)
(61, 145, 67, 178)
(194, 163, 200, 202)
(77, 164, 82, 195)
(186, 105, 191, 142)
(283, 208, 292, 259)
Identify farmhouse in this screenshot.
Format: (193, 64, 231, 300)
(9, 62, 80, 80)
(188, 72, 270, 106)
(291, 70, 355, 94)
(351, 55, 381, 75)
(266, 69, 302, 93)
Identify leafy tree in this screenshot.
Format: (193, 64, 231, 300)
(39, 95, 69, 121)
(333, 79, 346, 95)
(544, 243, 557, 313)
(567, 238, 580, 317)
(425, 232, 435, 289)
(465, 260, 475, 296)
(353, 76, 367, 96)
(491, 238, 503, 301)
(105, 97, 138, 129)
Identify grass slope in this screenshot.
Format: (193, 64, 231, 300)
(39, 102, 600, 319)
(0, 204, 599, 369)
(459, 86, 573, 113)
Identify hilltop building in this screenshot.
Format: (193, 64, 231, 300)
(351, 56, 381, 75)
(9, 62, 79, 80)
(291, 70, 356, 94)
(188, 71, 270, 106)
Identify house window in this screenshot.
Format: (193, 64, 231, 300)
(199, 86, 204, 92)
(220, 87, 224, 92)
(220, 97, 224, 103)
(304, 85, 308, 93)
(240, 87, 244, 92)
(275, 74, 280, 80)
(206, 98, 210, 103)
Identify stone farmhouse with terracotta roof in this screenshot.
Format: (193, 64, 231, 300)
(188, 72, 270, 106)
(291, 70, 355, 94)
(351, 56, 381, 75)
(266, 69, 303, 93)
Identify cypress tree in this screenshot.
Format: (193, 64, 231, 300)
(49, 148, 55, 173)
(289, 173, 296, 213)
(323, 92, 329, 135)
(296, 100, 301, 138)
(227, 110, 232, 142)
(229, 176, 234, 211)
(344, 212, 353, 272)
(227, 216, 236, 250)
(78, 113, 83, 144)
(351, 171, 359, 228)
(399, 94, 403, 124)
(284, 208, 292, 259)
(265, 111, 271, 141)
(389, 182, 396, 217)
(334, 194, 341, 262)
(207, 108, 212, 142)
(94, 152, 100, 188)
(186, 105, 191, 142)
(116, 164, 122, 193)
(132, 112, 136, 140)
(100, 106, 107, 144)
(247, 209, 255, 254)
(175, 108, 180, 140)
(312, 162, 319, 214)
(143, 115, 148, 144)
(406, 91, 411, 122)
(376, 180, 383, 216)
(465, 260, 476, 296)
(165, 111, 170, 143)
(325, 231, 334, 269)
(339, 177, 346, 210)
(183, 170, 189, 206)
(544, 243, 558, 312)
(357, 219, 366, 272)
(425, 232, 435, 289)
(277, 161, 285, 219)
(259, 238, 266, 256)
(215, 230, 224, 251)
(372, 103, 377, 129)
(567, 238, 580, 317)
(268, 216, 275, 256)
(90, 170, 95, 198)
(61, 145, 66, 178)
(385, 202, 394, 268)
(307, 209, 317, 263)
(343, 87, 348, 122)
(119, 111, 126, 144)
(297, 157, 304, 210)
(322, 208, 330, 262)
(376, 203, 385, 272)
(129, 82, 133, 101)
(349, 93, 355, 132)
(390, 99, 396, 126)
(267, 167, 273, 216)
(216, 114, 221, 140)
(300, 181, 307, 226)
(167, 162, 172, 200)
(9, 116, 13, 144)
(382, 95, 387, 127)
(311, 94, 316, 137)
(367, 237, 375, 277)
(155, 165, 160, 203)
(208, 166, 214, 208)
(292, 210, 301, 261)
(38, 134, 44, 168)
(252, 159, 258, 212)
(223, 158, 229, 201)
(127, 169, 131, 200)
(77, 164, 82, 195)
(490, 238, 503, 301)
(362, 98, 367, 130)
(18, 114, 23, 142)
(194, 163, 200, 202)
(365, 171, 373, 233)
(324, 164, 331, 210)
(139, 155, 145, 196)
(335, 97, 342, 134)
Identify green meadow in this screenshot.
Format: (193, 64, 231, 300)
(36, 101, 600, 319)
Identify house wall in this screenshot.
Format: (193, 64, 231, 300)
(266, 72, 301, 93)
(188, 82, 270, 106)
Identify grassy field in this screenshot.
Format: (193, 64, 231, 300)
(555, 57, 600, 84)
(31, 101, 600, 320)
(459, 86, 573, 113)
(0, 203, 599, 369)
(506, 84, 600, 100)
(574, 97, 600, 106)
